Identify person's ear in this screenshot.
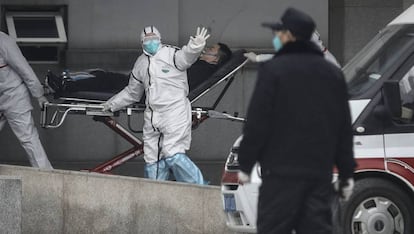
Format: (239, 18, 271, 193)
(287, 31, 296, 42)
(212, 56, 219, 64)
(278, 31, 289, 45)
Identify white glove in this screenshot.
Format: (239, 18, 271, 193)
(238, 171, 250, 184)
(190, 27, 210, 47)
(102, 102, 112, 112)
(244, 52, 259, 62)
(335, 178, 354, 202)
(37, 96, 49, 109)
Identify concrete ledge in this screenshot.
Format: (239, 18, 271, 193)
(0, 164, 234, 233)
(0, 175, 22, 234)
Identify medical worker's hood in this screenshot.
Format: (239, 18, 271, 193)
(140, 26, 161, 42)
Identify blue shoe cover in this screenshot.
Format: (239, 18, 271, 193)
(165, 153, 205, 185)
(144, 160, 170, 180)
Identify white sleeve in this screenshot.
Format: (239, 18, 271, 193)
(256, 54, 274, 63)
(324, 50, 341, 68)
(173, 38, 205, 71)
(3, 36, 44, 97)
(108, 72, 144, 112)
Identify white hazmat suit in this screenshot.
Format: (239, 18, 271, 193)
(0, 32, 52, 169)
(311, 30, 340, 67)
(104, 26, 208, 184)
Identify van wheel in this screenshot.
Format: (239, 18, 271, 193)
(339, 178, 414, 234)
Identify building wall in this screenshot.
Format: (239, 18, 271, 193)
(330, 0, 409, 65)
(0, 0, 328, 48)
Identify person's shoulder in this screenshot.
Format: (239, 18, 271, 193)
(261, 56, 287, 71)
(0, 31, 9, 38)
(257, 59, 284, 80)
(161, 44, 180, 52)
(0, 32, 15, 52)
(133, 54, 149, 67)
(136, 53, 147, 61)
(319, 58, 345, 83)
(0, 31, 13, 43)
(156, 45, 181, 59)
(324, 58, 343, 74)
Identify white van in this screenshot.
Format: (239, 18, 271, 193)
(221, 5, 414, 234)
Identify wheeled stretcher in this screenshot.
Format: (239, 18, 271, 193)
(41, 50, 248, 174)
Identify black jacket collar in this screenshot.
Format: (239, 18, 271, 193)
(275, 40, 323, 57)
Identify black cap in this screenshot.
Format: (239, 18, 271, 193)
(262, 7, 316, 40)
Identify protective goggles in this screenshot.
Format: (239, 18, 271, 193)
(142, 36, 160, 44)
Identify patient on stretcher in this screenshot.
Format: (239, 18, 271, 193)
(47, 43, 231, 97)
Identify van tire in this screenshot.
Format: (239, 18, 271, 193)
(337, 178, 414, 234)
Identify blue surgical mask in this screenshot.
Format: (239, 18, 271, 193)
(272, 35, 283, 52)
(143, 39, 160, 55)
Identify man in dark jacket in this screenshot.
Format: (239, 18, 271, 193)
(237, 7, 356, 234)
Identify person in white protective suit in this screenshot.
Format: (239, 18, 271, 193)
(244, 30, 340, 67)
(103, 26, 210, 184)
(0, 31, 53, 169)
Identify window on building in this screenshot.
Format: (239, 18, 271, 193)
(3, 9, 67, 64)
(6, 12, 67, 43)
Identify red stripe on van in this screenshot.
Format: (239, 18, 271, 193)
(355, 158, 386, 171)
(387, 158, 414, 186)
(333, 158, 385, 174)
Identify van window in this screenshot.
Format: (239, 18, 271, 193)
(397, 67, 414, 122)
(344, 25, 414, 98)
(400, 67, 414, 105)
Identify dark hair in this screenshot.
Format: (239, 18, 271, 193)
(217, 42, 232, 66)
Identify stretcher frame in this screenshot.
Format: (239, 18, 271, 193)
(41, 52, 248, 174)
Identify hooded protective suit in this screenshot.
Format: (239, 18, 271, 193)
(0, 32, 52, 169)
(105, 26, 207, 184)
(311, 30, 340, 67)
